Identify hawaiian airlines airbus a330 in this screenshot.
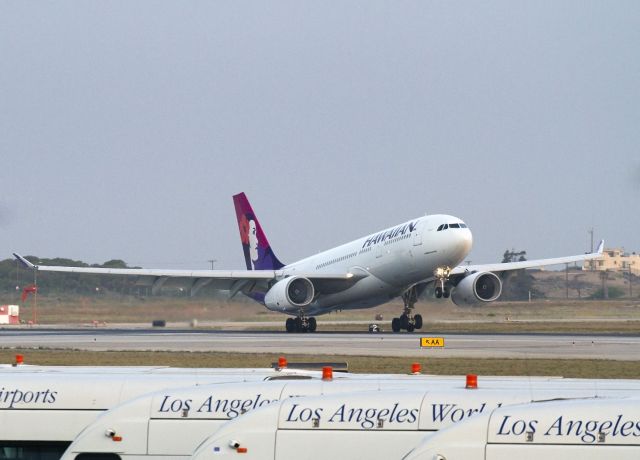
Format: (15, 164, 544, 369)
(14, 193, 603, 333)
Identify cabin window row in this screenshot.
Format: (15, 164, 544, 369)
(316, 252, 358, 270)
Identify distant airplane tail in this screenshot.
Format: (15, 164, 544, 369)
(233, 192, 285, 270)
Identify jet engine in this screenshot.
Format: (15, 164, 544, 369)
(264, 276, 315, 312)
(451, 271, 502, 306)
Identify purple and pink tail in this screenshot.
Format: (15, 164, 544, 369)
(233, 192, 285, 270)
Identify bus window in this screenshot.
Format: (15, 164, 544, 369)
(0, 442, 70, 460)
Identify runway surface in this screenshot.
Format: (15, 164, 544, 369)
(1, 327, 639, 360)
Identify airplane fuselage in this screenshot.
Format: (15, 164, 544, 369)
(276, 214, 473, 316)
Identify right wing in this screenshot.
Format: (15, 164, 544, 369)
(13, 253, 365, 297)
(449, 240, 604, 277)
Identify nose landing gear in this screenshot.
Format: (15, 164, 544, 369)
(434, 266, 452, 298)
(285, 315, 317, 333)
(435, 285, 450, 298)
(391, 286, 423, 333)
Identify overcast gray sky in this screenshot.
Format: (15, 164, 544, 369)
(1, 1, 638, 270)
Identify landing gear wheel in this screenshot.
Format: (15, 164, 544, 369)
(294, 317, 303, 333)
(434, 266, 452, 299)
(308, 317, 317, 332)
(285, 318, 295, 333)
(414, 314, 423, 330)
(399, 285, 425, 332)
(400, 314, 409, 330)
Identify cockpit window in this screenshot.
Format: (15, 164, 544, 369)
(438, 222, 467, 231)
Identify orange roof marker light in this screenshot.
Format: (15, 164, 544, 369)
(13, 354, 24, 366)
(466, 374, 478, 389)
(277, 356, 287, 370)
(322, 366, 333, 381)
(411, 363, 421, 375)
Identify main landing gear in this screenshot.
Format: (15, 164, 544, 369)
(434, 266, 452, 299)
(285, 315, 317, 333)
(391, 286, 423, 333)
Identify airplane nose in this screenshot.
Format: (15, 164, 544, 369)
(452, 228, 473, 261)
(461, 228, 473, 253)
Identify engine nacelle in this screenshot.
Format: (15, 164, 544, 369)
(264, 276, 315, 312)
(451, 271, 502, 306)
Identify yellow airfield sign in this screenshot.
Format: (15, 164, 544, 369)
(420, 337, 445, 348)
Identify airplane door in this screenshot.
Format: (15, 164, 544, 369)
(413, 221, 423, 246)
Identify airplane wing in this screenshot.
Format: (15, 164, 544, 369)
(449, 240, 604, 277)
(12, 253, 364, 297)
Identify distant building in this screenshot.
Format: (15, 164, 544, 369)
(0, 305, 19, 325)
(583, 247, 640, 275)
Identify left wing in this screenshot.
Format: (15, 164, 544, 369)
(450, 240, 604, 277)
(12, 253, 364, 297)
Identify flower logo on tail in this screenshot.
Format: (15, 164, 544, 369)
(239, 214, 250, 245)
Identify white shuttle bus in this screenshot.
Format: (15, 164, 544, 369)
(403, 397, 640, 460)
(59, 378, 460, 460)
(0, 367, 326, 460)
(6, 365, 640, 460)
(61, 377, 634, 460)
(189, 387, 640, 460)
(59, 374, 640, 460)
(0, 362, 463, 460)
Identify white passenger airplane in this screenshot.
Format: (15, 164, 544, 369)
(14, 193, 603, 333)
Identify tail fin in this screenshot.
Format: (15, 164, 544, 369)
(233, 193, 285, 270)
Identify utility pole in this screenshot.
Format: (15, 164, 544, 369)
(15, 259, 19, 304)
(565, 263, 569, 299)
(33, 270, 38, 325)
(601, 270, 609, 300)
(588, 228, 594, 253)
(208, 259, 217, 270)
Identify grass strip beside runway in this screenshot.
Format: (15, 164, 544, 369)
(2, 348, 638, 379)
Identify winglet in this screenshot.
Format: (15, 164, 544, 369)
(13, 253, 37, 270)
(595, 240, 604, 255)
